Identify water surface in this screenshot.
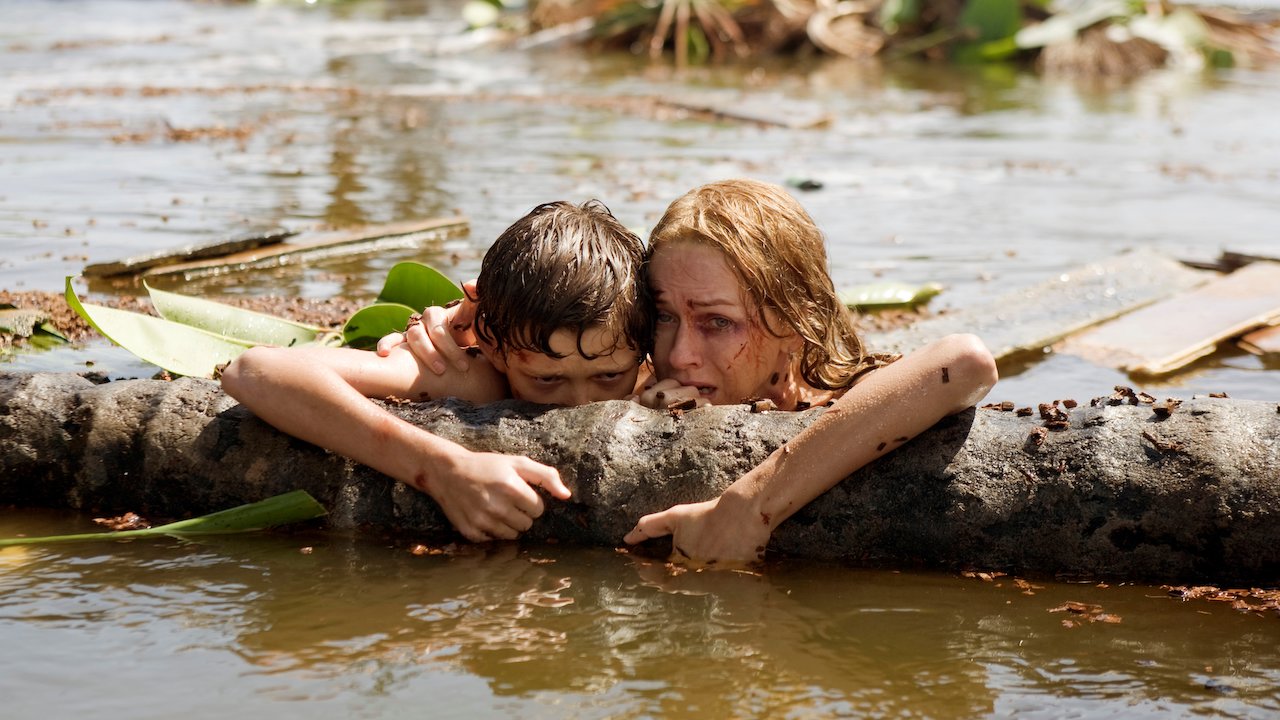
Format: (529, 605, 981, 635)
(2, 2, 1278, 716)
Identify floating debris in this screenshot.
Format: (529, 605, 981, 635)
(92, 512, 151, 531)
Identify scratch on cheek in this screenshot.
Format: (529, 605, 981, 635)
(732, 343, 748, 360)
(876, 442, 887, 452)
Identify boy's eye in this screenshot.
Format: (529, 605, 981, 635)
(594, 372, 625, 382)
(532, 375, 563, 385)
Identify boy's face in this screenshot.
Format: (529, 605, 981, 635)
(487, 326, 641, 406)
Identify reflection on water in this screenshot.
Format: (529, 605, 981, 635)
(2, 509, 1277, 718)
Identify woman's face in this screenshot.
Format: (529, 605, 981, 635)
(649, 242, 799, 406)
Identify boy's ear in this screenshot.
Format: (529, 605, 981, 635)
(483, 344, 508, 373)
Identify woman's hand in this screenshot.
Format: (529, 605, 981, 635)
(634, 378, 711, 409)
(623, 493, 770, 568)
(377, 280, 480, 374)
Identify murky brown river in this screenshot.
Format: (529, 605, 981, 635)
(2, 1, 1278, 716)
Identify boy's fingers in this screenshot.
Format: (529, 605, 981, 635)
(376, 332, 406, 357)
(623, 511, 675, 545)
(520, 459, 571, 500)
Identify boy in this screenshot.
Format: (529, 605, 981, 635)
(221, 200, 650, 543)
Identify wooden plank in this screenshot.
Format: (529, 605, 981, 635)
(865, 247, 1212, 360)
(142, 216, 469, 281)
(1058, 261, 1280, 375)
(83, 228, 295, 278)
(1239, 323, 1280, 356)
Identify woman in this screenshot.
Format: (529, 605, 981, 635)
(621, 179, 996, 564)
(384, 179, 998, 565)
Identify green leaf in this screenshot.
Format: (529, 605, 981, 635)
(959, 0, 1022, 44)
(147, 283, 339, 348)
(342, 302, 418, 350)
(376, 262, 464, 310)
(840, 282, 943, 310)
(0, 490, 326, 547)
(66, 276, 254, 378)
(879, 0, 921, 34)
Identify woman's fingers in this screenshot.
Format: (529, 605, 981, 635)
(407, 306, 473, 375)
(623, 509, 677, 544)
(376, 332, 406, 357)
(636, 379, 706, 409)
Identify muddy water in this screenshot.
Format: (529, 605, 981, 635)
(2, 1, 1279, 716)
(2, 511, 1279, 719)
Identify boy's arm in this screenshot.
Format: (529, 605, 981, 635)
(624, 334, 997, 565)
(220, 346, 570, 541)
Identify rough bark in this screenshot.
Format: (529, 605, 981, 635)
(2, 371, 1278, 584)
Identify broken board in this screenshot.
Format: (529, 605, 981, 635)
(1239, 323, 1280, 356)
(865, 247, 1212, 361)
(1057, 261, 1280, 375)
(141, 217, 469, 281)
(83, 228, 295, 278)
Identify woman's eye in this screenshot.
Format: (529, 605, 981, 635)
(708, 317, 733, 331)
(655, 311, 676, 324)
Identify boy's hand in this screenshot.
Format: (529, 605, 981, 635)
(634, 378, 710, 409)
(416, 449, 571, 543)
(376, 281, 479, 375)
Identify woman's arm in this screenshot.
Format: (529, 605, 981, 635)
(623, 334, 998, 565)
(220, 345, 570, 542)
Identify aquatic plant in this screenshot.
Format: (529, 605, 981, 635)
(65, 262, 463, 378)
(517, 0, 1277, 75)
(0, 490, 327, 547)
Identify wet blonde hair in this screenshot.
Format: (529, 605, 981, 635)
(648, 179, 876, 390)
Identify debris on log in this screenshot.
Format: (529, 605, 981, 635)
(2, 372, 1278, 584)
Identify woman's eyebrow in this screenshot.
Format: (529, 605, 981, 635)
(653, 290, 737, 309)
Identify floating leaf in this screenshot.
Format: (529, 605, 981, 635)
(147, 283, 339, 348)
(376, 261, 464, 310)
(0, 490, 327, 547)
(342, 302, 418, 350)
(840, 282, 943, 310)
(66, 276, 253, 378)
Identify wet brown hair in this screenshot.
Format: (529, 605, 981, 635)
(475, 200, 650, 361)
(647, 179, 877, 390)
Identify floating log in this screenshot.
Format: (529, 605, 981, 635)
(1059, 261, 1280, 375)
(83, 228, 295, 278)
(866, 247, 1211, 359)
(2, 372, 1278, 584)
(140, 217, 470, 281)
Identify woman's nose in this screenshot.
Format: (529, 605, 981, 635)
(668, 323, 702, 370)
